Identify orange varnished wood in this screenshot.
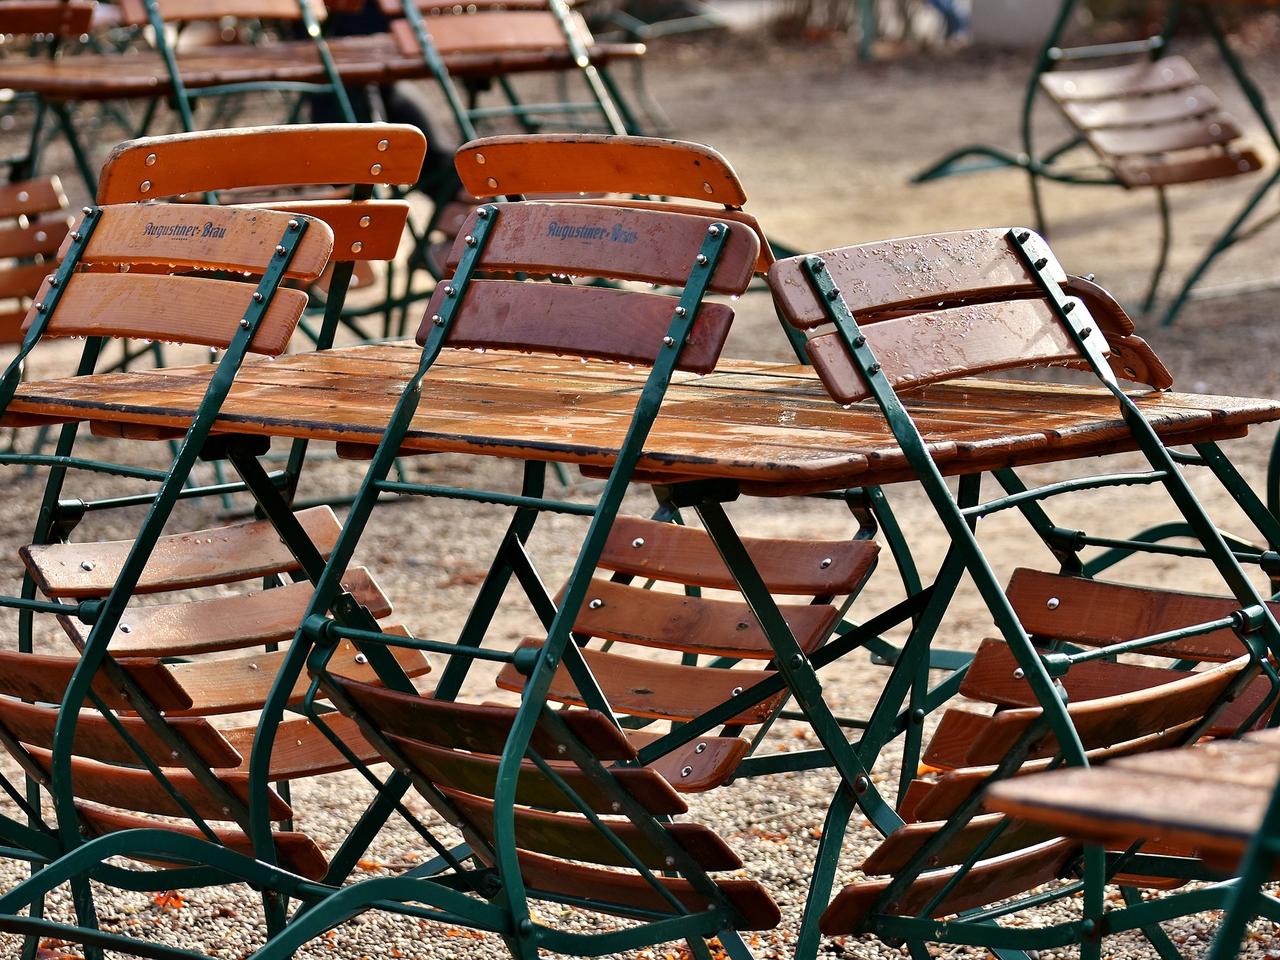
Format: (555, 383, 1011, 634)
(598, 517, 877, 594)
(496, 639, 783, 724)
(98, 124, 427, 202)
(0, 176, 66, 220)
(257, 199, 410, 262)
(22, 506, 342, 598)
(819, 840, 1077, 934)
(222, 714, 380, 779)
(0, 650, 193, 712)
(60, 566, 391, 657)
(75, 803, 328, 881)
(115, 0, 324, 26)
(625, 729, 748, 793)
(63, 204, 332, 283)
(1091, 117, 1241, 157)
(327, 675, 638, 760)
(421, 279, 733, 374)
(0, 0, 94, 36)
(1008, 568, 1260, 662)
(8, 347, 1279, 491)
(566, 577, 837, 659)
(1040, 56, 1201, 101)
(1115, 150, 1263, 189)
(0, 218, 68, 260)
(389, 734, 687, 814)
(0, 262, 57, 303)
(770, 229, 1066, 329)
(443, 786, 740, 870)
(517, 850, 780, 929)
(805, 298, 1083, 405)
(26, 273, 308, 357)
(442, 202, 758, 295)
(454, 135, 749, 207)
(397, 9, 574, 56)
(860, 812, 1057, 874)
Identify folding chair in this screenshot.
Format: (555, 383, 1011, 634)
(236, 194, 767, 957)
(987, 731, 1280, 960)
(913, 0, 1273, 322)
(765, 226, 1280, 960)
(0, 199, 345, 957)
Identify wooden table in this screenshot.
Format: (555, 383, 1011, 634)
(0, 34, 644, 102)
(6, 342, 1279, 494)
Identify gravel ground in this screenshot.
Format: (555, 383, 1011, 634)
(2, 16, 1280, 960)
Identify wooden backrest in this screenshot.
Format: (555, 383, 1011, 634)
(454, 135, 750, 208)
(0, 176, 68, 222)
(453, 135, 772, 274)
(1007, 568, 1258, 662)
(422, 201, 756, 373)
(326, 676, 746, 874)
(387, 6, 588, 58)
(23, 204, 332, 355)
(0, 0, 95, 37)
(116, 0, 324, 26)
(96, 125, 425, 263)
(770, 230, 1096, 404)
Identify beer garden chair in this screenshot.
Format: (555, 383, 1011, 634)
(764, 226, 1280, 960)
(913, 0, 1276, 325)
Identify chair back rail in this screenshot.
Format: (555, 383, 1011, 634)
(115, 0, 325, 25)
(0, 0, 94, 36)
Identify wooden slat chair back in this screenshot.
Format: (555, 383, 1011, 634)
(0, 175, 70, 345)
(770, 228, 1167, 399)
(420, 199, 757, 370)
(5, 506, 427, 883)
(495, 515, 879, 791)
(0, 0, 95, 36)
(821, 568, 1270, 940)
(320, 673, 782, 935)
(453, 134, 776, 276)
(115, 0, 326, 27)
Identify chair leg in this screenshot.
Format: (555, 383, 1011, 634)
(1142, 186, 1172, 315)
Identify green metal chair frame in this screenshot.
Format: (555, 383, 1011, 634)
(765, 226, 1280, 960)
(913, 0, 1278, 325)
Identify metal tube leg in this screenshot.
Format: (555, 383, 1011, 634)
(1143, 186, 1171, 315)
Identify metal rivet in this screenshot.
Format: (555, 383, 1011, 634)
(275, 245, 287, 255)
(820, 557, 832, 568)
(48, 277, 59, 287)
(444, 286, 456, 297)
(119, 624, 131, 633)
(239, 319, 251, 329)
(474, 152, 486, 165)
(1033, 258, 1048, 270)
(867, 362, 882, 375)
(695, 254, 708, 265)
(355, 653, 368, 664)
(707, 225, 721, 237)
(631, 537, 645, 548)
(1013, 668, 1025, 679)
(1079, 327, 1092, 338)
(486, 177, 498, 189)
(610, 802, 620, 812)
(477, 207, 490, 219)
(463, 235, 477, 247)
(695, 742, 707, 754)
(852, 335, 866, 347)
(853, 776, 870, 794)
(350, 241, 363, 254)
(377, 139, 389, 152)
(1063, 301, 1076, 313)
(556, 744, 567, 755)
(674, 306, 687, 317)
(359, 216, 371, 228)
(789, 653, 804, 667)
(70, 231, 82, 241)
(145, 153, 156, 166)
(288, 219, 300, 231)
(170, 750, 179, 759)
(1046, 597, 1060, 609)
(826, 287, 840, 301)
(252, 292, 264, 302)
(702, 181, 712, 195)
(665, 857, 676, 867)
(81, 206, 93, 215)
(431, 314, 444, 326)
(588, 598, 604, 609)
(34, 302, 45, 312)
(731, 686, 743, 697)
(369, 163, 382, 176)
(249, 662, 260, 671)
(222, 807, 231, 815)
(140, 180, 151, 193)
(1017, 231, 1031, 243)
(663, 336, 675, 347)
(680, 766, 693, 778)
(79, 560, 94, 571)
(736, 621, 750, 630)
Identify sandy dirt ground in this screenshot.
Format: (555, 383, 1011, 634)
(1, 17, 1280, 959)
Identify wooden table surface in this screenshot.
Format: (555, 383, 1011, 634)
(0, 34, 643, 101)
(7, 343, 1280, 494)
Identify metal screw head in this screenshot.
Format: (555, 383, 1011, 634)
(820, 557, 832, 569)
(556, 743, 567, 755)
(663, 336, 676, 347)
(789, 653, 804, 667)
(431, 314, 444, 326)
(369, 163, 383, 176)
(79, 560, 94, 572)
(287, 219, 300, 231)
(853, 775, 870, 794)
(464, 235, 477, 246)
(70, 231, 82, 241)
(680, 766, 693, 778)
(695, 742, 707, 753)
(1046, 597, 1060, 610)
(144, 153, 156, 166)
(354, 653, 368, 665)
(811, 259, 826, 273)
(359, 216, 371, 228)
(377, 139, 389, 152)
(852, 335, 866, 348)
(588, 598, 604, 610)
(48, 277, 59, 287)
(119, 624, 131, 634)
(610, 802, 620, 812)
(1013, 668, 1025, 679)
(252, 292, 264, 303)
(665, 856, 676, 867)
(140, 180, 151, 193)
(695, 253, 708, 265)
(1033, 258, 1049, 270)
(275, 245, 287, 256)
(631, 537, 645, 548)
(249, 662, 260, 671)
(1017, 231, 1031, 243)
(1079, 327, 1092, 338)
(674, 306, 687, 317)
(239, 319, 251, 329)
(707, 225, 721, 237)
(34, 302, 45, 312)
(731, 686, 743, 697)
(867, 362, 882, 375)
(1062, 301, 1076, 313)
(477, 207, 489, 219)
(350, 241, 363, 254)
(81, 206, 93, 215)
(444, 286, 456, 297)
(826, 287, 840, 301)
